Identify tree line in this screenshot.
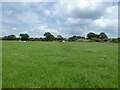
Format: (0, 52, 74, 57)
(1, 32, 120, 43)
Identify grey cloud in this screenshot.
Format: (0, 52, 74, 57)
(53, 2, 109, 19)
(2, 2, 118, 38)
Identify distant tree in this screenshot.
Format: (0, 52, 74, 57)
(44, 32, 55, 41)
(7, 35, 16, 40)
(102, 38, 109, 42)
(2, 35, 16, 40)
(39, 38, 43, 41)
(41, 38, 46, 41)
(95, 34, 100, 38)
(99, 32, 108, 39)
(118, 37, 120, 43)
(68, 36, 85, 41)
(87, 32, 98, 39)
(91, 38, 101, 42)
(68, 36, 77, 41)
(2, 36, 8, 40)
(29, 38, 34, 41)
(20, 34, 29, 41)
(81, 36, 85, 39)
(34, 38, 42, 41)
(87, 32, 108, 40)
(16, 37, 20, 40)
(111, 38, 118, 43)
(57, 35, 64, 40)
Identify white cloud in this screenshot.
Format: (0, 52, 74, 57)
(4, 10, 14, 15)
(20, 31, 28, 34)
(2, 10, 19, 24)
(65, 17, 92, 26)
(92, 5, 118, 37)
(2, 16, 18, 24)
(40, 26, 58, 34)
(53, 2, 118, 38)
(56, 20, 62, 25)
(93, 18, 117, 29)
(2, 2, 118, 38)
(1, 0, 120, 2)
(15, 11, 41, 25)
(12, 27, 17, 30)
(34, 25, 59, 36)
(52, 1, 109, 19)
(43, 10, 51, 16)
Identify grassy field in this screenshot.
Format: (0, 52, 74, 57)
(2, 41, 118, 88)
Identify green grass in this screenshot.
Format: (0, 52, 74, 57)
(2, 41, 118, 88)
(0, 41, 2, 89)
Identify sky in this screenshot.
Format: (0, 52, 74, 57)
(1, 0, 119, 38)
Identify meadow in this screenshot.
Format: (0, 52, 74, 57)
(2, 41, 118, 88)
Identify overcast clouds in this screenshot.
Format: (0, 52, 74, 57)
(1, 1, 118, 38)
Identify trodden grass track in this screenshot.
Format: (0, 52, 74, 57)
(2, 41, 118, 88)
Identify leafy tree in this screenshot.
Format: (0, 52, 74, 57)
(57, 35, 64, 40)
(87, 32, 98, 39)
(81, 36, 85, 39)
(41, 38, 46, 41)
(29, 38, 34, 41)
(68, 36, 78, 41)
(118, 37, 120, 43)
(111, 38, 118, 43)
(95, 34, 100, 38)
(102, 38, 109, 42)
(20, 34, 29, 41)
(7, 35, 16, 40)
(2, 36, 8, 40)
(68, 36, 85, 41)
(29, 37, 43, 41)
(34, 38, 42, 41)
(91, 38, 101, 42)
(87, 32, 108, 40)
(99, 32, 108, 39)
(16, 37, 20, 40)
(44, 32, 55, 41)
(2, 35, 16, 40)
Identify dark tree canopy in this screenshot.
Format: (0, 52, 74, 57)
(68, 36, 78, 41)
(2, 36, 9, 40)
(68, 36, 85, 41)
(87, 32, 98, 39)
(99, 32, 108, 39)
(2, 35, 16, 40)
(20, 34, 29, 41)
(8, 35, 16, 40)
(57, 35, 64, 40)
(87, 32, 108, 39)
(1, 31, 112, 43)
(44, 32, 55, 41)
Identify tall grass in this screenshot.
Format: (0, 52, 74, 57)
(2, 41, 118, 88)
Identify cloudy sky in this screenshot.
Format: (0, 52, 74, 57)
(1, 0, 119, 38)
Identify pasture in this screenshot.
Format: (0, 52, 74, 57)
(2, 41, 118, 88)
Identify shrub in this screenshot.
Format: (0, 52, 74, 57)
(91, 38, 101, 42)
(102, 38, 109, 42)
(111, 38, 118, 43)
(76, 39, 84, 42)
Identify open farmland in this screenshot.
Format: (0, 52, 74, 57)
(2, 41, 118, 88)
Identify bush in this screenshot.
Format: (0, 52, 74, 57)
(77, 39, 90, 42)
(87, 40, 94, 42)
(76, 39, 84, 42)
(91, 38, 101, 42)
(111, 38, 118, 43)
(102, 38, 109, 42)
